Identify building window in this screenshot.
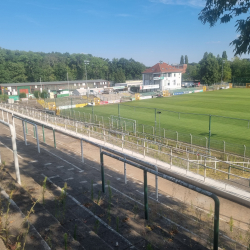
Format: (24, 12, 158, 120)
(168, 73, 171, 77)
(174, 74, 176, 77)
(173, 80, 176, 85)
(168, 82, 170, 86)
(94, 82, 96, 85)
(82, 83, 85, 86)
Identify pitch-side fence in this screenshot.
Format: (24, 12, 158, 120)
(2, 104, 250, 192)
(63, 103, 250, 158)
(0, 106, 221, 250)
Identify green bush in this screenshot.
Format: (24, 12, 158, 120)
(19, 93, 26, 98)
(0, 94, 9, 102)
(33, 90, 40, 99)
(40, 90, 48, 99)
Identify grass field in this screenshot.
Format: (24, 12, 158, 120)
(70, 88, 250, 155)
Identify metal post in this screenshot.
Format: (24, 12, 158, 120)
(176, 131, 178, 142)
(228, 166, 231, 180)
(208, 115, 212, 152)
(33, 126, 36, 138)
(223, 141, 225, 153)
(187, 153, 189, 172)
(124, 157, 127, 184)
(7, 112, 9, 124)
(142, 125, 144, 134)
(155, 175, 158, 201)
(204, 158, 206, 181)
(170, 148, 172, 168)
(190, 134, 192, 146)
(81, 139, 84, 163)
(144, 170, 148, 220)
(53, 129, 56, 148)
(42, 125, 45, 143)
(143, 140, 145, 157)
(25, 122, 28, 134)
(22, 121, 27, 145)
(213, 197, 220, 250)
(205, 137, 208, 149)
(100, 148, 105, 193)
(163, 128, 165, 138)
(154, 108, 156, 132)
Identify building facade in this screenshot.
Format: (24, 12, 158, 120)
(142, 62, 187, 91)
(0, 79, 109, 98)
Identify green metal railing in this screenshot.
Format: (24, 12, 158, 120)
(100, 150, 220, 250)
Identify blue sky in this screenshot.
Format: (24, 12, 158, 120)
(0, 0, 245, 66)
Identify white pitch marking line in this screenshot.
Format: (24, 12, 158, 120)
(68, 168, 74, 171)
(79, 170, 84, 173)
(93, 184, 98, 186)
(116, 178, 121, 180)
(105, 174, 112, 177)
(30, 160, 38, 163)
(57, 166, 64, 168)
(65, 177, 74, 181)
(44, 163, 52, 166)
(80, 181, 87, 183)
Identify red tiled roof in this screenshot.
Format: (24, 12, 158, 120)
(142, 62, 186, 74)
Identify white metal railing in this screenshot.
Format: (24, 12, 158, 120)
(2, 103, 250, 193)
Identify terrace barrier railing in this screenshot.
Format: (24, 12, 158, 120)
(2, 104, 250, 194)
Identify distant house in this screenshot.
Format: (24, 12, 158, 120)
(142, 62, 187, 91)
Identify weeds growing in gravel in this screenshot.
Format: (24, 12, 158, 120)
(64, 233, 68, 250)
(94, 220, 100, 234)
(0, 191, 14, 247)
(229, 216, 234, 232)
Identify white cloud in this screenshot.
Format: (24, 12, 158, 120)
(116, 14, 130, 17)
(149, 0, 205, 8)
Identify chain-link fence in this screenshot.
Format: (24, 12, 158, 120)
(69, 103, 250, 158)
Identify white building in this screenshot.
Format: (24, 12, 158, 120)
(142, 62, 187, 91)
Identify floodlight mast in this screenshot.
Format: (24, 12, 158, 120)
(84, 60, 90, 82)
(84, 60, 90, 101)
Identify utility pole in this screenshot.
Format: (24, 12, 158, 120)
(67, 72, 70, 96)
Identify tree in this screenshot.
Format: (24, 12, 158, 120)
(33, 90, 40, 98)
(222, 51, 228, 60)
(40, 90, 48, 99)
(19, 93, 26, 98)
(180, 55, 184, 64)
(221, 61, 231, 82)
(199, 53, 220, 85)
(199, 1, 250, 55)
(114, 68, 126, 83)
(185, 55, 188, 64)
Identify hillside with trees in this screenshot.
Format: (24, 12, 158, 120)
(0, 48, 146, 84)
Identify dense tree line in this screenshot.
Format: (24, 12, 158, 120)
(0, 48, 146, 84)
(182, 51, 250, 85)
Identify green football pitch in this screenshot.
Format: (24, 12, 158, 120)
(71, 88, 250, 155)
